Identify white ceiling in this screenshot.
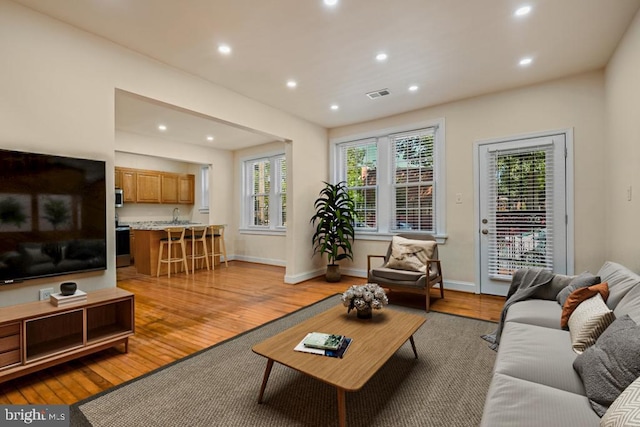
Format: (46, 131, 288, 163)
(12, 0, 640, 148)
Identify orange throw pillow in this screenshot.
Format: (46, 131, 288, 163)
(561, 282, 609, 329)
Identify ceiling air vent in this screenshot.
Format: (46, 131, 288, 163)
(366, 88, 390, 99)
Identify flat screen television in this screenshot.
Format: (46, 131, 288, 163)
(0, 149, 107, 284)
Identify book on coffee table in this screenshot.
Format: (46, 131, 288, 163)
(295, 333, 352, 358)
(302, 332, 344, 350)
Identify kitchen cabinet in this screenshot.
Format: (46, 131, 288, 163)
(121, 169, 137, 202)
(115, 167, 137, 203)
(114, 167, 195, 205)
(0, 288, 134, 384)
(178, 174, 195, 204)
(161, 173, 179, 203)
(136, 171, 162, 203)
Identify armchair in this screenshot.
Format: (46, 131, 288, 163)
(367, 233, 444, 312)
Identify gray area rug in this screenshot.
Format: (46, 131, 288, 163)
(71, 295, 496, 427)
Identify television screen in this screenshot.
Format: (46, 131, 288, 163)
(0, 149, 107, 284)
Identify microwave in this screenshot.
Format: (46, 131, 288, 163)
(115, 188, 124, 207)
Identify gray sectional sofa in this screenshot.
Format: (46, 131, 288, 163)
(481, 261, 640, 426)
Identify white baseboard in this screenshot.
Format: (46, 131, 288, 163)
(284, 268, 326, 284)
(232, 255, 286, 267)
(327, 267, 477, 293)
(231, 260, 478, 292)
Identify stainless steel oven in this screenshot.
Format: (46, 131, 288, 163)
(115, 225, 131, 267)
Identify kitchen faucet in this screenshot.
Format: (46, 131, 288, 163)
(172, 207, 180, 224)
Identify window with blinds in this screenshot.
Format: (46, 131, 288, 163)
(487, 144, 554, 278)
(334, 121, 444, 235)
(391, 128, 435, 232)
(245, 154, 286, 229)
(337, 139, 378, 230)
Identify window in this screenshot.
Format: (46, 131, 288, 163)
(199, 165, 210, 213)
(333, 120, 444, 237)
(244, 154, 286, 230)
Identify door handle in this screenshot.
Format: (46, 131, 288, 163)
(481, 229, 489, 235)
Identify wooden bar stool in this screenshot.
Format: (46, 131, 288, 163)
(186, 225, 209, 274)
(156, 227, 189, 277)
(208, 224, 228, 269)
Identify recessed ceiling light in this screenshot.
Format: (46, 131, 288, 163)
(206, 136, 214, 141)
(409, 85, 419, 92)
(376, 53, 388, 62)
(515, 5, 532, 17)
(286, 80, 297, 88)
(519, 57, 533, 66)
(324, 0, 338, 6)
(158, 124, 167, 131)
(218, 44, 232, 55)
(330, 104, 339, 110)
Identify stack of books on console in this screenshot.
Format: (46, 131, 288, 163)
(294, 332, 352, 358)
(50, 290, 87, 307)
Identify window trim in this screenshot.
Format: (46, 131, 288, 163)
(199, 165, 210, 214)
(330, 118, 446, 241)
(240, 152, 286, 233)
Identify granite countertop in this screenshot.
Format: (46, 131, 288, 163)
(123, 221, 207, 231)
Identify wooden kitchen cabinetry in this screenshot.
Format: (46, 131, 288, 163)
(114, 167, 194, 205)
(0, 288, 134, 384)
(178, 174, 195, 204)
(161, 173, 179, 203)
(136, 171, 162, 203)
(115, 167, 138, 203)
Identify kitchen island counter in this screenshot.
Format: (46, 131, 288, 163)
(129, 225, 219, 276)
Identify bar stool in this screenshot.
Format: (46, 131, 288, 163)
(186, 225, 209, 274)
(208, 224, 228, 269)
(156, 227, 189, 277)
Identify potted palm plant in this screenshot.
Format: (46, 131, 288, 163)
(310, 181, 356, 282)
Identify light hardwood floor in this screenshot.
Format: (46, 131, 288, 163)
(0, 261, 504, 405)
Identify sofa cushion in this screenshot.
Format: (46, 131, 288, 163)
(384, 236, 435, 273)
(600, 376, 640, 427)
(505, 299, 563, 330)
(495, 322, 585, 395)
(534, 273, 574, 300)
(567, 293, 615, 354)
(557, 272, 602, 306)
(598, 261, 640, 310)
(613, 283, 640, 323)
(573, 315, 640, 417)
(561, 282, 609, 329)
(480, 373, 600, 427)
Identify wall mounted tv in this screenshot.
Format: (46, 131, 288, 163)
(0, 149, 107, 284)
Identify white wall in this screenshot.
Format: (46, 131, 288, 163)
(330, 71, 607, 289)
(0, 0, 327, 306)
(605, 9, 640, 272)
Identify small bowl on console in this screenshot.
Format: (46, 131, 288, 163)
(60, 282, 77, 296)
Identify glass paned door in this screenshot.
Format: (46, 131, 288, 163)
(478, 135, 567, 296)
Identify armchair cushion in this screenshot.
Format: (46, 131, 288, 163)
(384, 236, 436, 273)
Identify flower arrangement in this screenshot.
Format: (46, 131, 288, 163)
(341, 283, 389, 316)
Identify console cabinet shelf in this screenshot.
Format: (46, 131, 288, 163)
(0, 288, 134, 384)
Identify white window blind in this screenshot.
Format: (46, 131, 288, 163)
(391, 127, 436, 232)
(337, 139, 378, 230)
(487, 144, 554, 279)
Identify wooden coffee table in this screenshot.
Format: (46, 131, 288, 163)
(252, 304, 426, 427)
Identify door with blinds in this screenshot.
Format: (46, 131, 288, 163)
(477, 134, 567, 296)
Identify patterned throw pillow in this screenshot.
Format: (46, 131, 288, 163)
(568, 293, 615, 354)
(561, 282, 609, 329)
(384, 236, 436, 273)
(600, 376, 640, 426)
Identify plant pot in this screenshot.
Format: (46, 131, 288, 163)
(356, 307, 373, 319)
(325, 264, 341, 282)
